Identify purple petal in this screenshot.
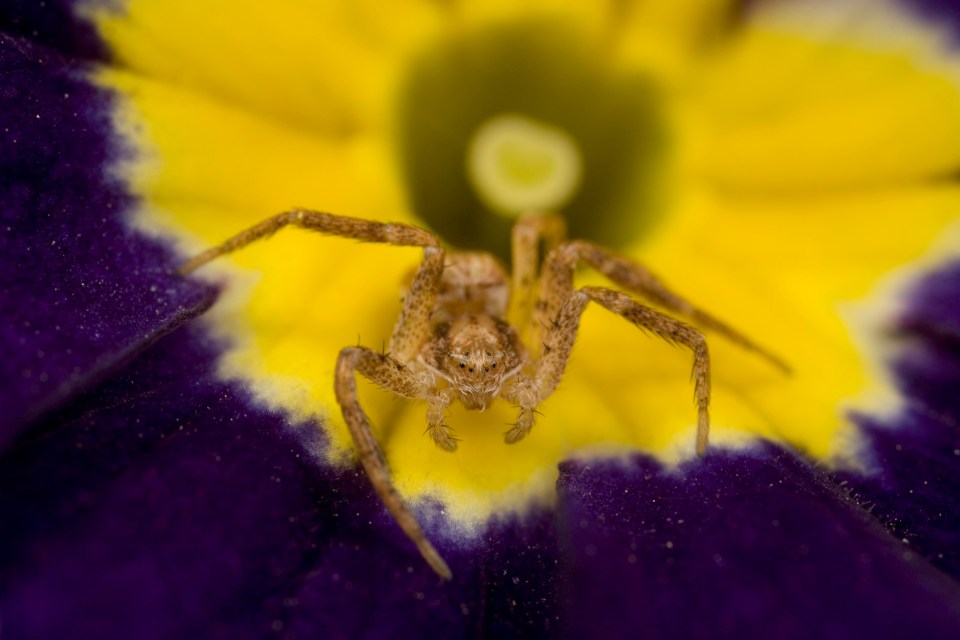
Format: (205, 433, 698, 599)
(901, 261, 960, 344)
(289, 509, 561, 639)
(1, 326, 331, 639)
(902, 0, 960, 40)
(557, 448, 960, 639)
(842, 409, 960, 580)
(835, 261, 960, 580)
(0, 322, 564, 639)
(0, 0, 107, 60)
(0, 33, 212, 448)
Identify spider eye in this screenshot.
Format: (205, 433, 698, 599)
(459, 362, 466, 368)
(491, 362, 497, 368)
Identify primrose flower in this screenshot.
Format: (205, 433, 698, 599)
(2, 0, 960, 637)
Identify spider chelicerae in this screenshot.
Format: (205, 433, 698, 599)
(181, 210, 787, 580)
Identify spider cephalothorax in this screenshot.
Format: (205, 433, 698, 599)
(181, 209, 787, 580)
(420, 314, 525, 411)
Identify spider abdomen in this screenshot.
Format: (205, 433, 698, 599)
(433, 252, 510, 322)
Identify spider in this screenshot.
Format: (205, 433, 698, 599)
(180, 209, 788, 580)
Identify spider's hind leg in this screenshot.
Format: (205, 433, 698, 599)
(503, 285, 711, 454)
(581, 287, 711, 455)
(511, 236, 789, 451)
(544, 240, 789, 373)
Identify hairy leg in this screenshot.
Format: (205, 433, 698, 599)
(388, 246, 445, 363)
(538, 240, 789, 373)
(179, 209, 440, 274)
(503, 286, 712, 455)
(335, 346, 453, 579)
(508, 213, 567, 346)
(179, 208, 446, 364)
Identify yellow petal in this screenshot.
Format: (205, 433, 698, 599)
(98, 65, 418, 443)
(630, 184, 960, 460)
(100, 67, 407, 236)
(615, 0, 740, 84)
(686, 0, 960, 191)
(89, 0, 443, 134)
(453, 0, 612, 30)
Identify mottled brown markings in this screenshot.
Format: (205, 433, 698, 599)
(181, 210, 786, 580)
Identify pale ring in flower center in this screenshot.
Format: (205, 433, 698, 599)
(467, 113, 583, 217)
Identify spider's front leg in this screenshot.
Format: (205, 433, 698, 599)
(178, 208, 440, 276)
(335, 346, 453, 580)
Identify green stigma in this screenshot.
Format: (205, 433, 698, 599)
(467, 113, 583, 217)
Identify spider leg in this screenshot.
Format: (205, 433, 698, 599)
(335, 346, 453, 580)
(507, 213, 567, 344)
(179, 209, 446, 363)
(178, 209, 440, 275)
(538, 240, 789, 373)
(502, 286, 712, 455)
(388, 245, 445, 363)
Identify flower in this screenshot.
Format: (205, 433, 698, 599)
(2, 0, 960, 637)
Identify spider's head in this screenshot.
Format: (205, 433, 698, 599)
(422, 314, 525, 410)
